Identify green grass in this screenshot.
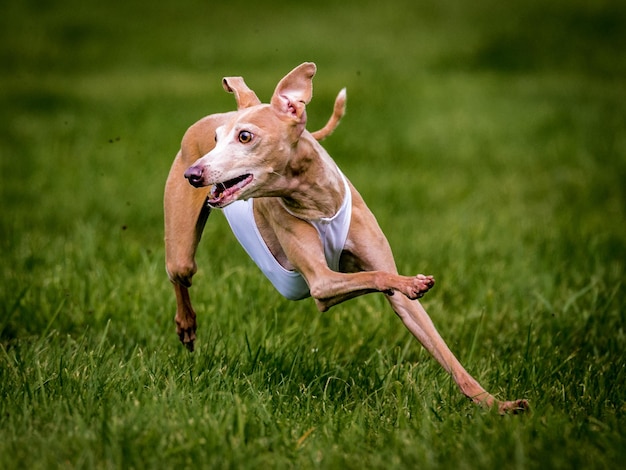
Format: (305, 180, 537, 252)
(1, 0, 625, 468)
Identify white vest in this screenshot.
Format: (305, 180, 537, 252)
(222, 174, 352, 300)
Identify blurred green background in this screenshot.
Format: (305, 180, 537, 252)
(3, 0, 623, 333)
(1, 0, 625, 467)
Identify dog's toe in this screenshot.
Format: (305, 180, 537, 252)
(406, 274, 435, 299)
(178, 329, 196, 352)
(176, 322, 197, 352)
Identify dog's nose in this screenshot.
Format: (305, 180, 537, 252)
(184, 166, 204, 187)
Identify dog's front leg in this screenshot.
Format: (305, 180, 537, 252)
(164, 151, 211, 351)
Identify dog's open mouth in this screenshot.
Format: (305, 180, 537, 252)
(207, 174, 253, 208)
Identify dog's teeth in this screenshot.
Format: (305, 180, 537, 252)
(210, 183, 225, 199)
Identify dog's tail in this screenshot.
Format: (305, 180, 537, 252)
(311, 88, 346, 141)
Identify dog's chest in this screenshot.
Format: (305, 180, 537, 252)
(221, 176, 352, 300)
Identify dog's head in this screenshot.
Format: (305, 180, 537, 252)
(184, 62, 317, 208)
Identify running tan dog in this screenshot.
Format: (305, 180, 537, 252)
(164, 63, 528, 413)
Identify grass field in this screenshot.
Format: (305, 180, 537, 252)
(1, 0, 625, 468)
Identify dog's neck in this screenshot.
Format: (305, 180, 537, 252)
(277, 132, 345, 221)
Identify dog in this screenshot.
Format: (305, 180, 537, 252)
(164, 63, 528, 414)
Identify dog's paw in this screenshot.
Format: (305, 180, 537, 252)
(498, 399, 530, 415)
(403, 274, 435, 299)
(175, 315, 197, 352)
(178, 330, 196, 352)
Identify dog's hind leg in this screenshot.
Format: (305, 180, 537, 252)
(387, 295, 528, 413)
(164, 150, 211, 351)
(337, 190, 528, 413)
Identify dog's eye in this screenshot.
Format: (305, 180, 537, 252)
(238, 130, 253, 144)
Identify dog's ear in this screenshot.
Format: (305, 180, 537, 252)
(222, 77, 261, 109)
(270, 62, 316, 129)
